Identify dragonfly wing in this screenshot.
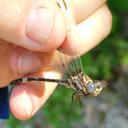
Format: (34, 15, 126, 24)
(57, 0, 84, 76)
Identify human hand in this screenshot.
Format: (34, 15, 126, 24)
(0, 0, 112, 120)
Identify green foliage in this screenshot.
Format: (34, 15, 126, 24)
(43, 87, 83, 128)
(81, 37, 128, 80)
(7, 116, 21, 128)
(108, 0, 128, 11)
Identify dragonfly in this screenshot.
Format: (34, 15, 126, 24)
(10, 0, 107, 101)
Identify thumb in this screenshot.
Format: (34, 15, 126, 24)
(0, 0, 66, 52)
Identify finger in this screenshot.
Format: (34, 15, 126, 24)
(9, 71, 62, 120)
(0, 40, 18, 87)
(60, 4, 112, 55)
(0, 0, 66, 51)
(0, 41, 62, 86)
(74, 0, 107, 23)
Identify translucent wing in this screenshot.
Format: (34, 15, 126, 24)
(56, 50, 83, 79)
(56, 0, 84, 77)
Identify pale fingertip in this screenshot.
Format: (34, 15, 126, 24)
(10, 84, 37, 120)
(10, 71, 62, 120)
(35, 10, 66, 52)
(26, 8, 55, 44)
(60, 4, 112, 56)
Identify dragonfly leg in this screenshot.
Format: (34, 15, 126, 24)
(71, 91, 83, 107)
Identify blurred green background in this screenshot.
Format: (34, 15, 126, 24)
(3, 0, 128, 128)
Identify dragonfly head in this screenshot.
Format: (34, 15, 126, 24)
(87, 80, 106, 96)
(93, 80, 103, 96)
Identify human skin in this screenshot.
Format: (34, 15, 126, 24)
(0, 0, 112, 120)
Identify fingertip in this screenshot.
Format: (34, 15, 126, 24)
(22, 8, 66, 52)
(10, 84, 35, 120)
(9, 71, 61, 120)
(33, 9, 66, 52)
(60, 4, 112, 56)
(0, 1, 66, 52)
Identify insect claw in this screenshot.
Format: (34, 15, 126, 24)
(70, 92, 82, 107)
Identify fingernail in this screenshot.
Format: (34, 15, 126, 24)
(18, 52, 42, 74)
(26, 8, 55, 44)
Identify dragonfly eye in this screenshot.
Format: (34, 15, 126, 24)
(96, 84, 101, 89)
(89, 81, 103, 96)
(94, 81, 101, 88)
(87, 83, 95, 93)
